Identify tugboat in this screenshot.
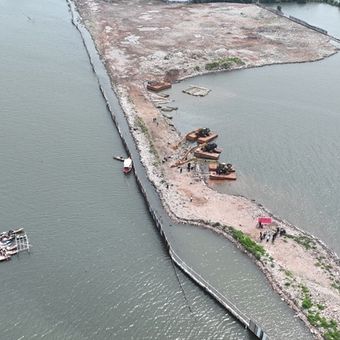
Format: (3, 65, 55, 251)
(123, 157, 133, 174)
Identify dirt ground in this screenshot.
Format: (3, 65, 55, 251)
(74, 0, 339, 337)
(75, 0, 336, 83)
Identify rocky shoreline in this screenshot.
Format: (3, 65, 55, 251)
(72, 0, 340, 338)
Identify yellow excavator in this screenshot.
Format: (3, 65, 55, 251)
(170, 142, 208, 168)
(172, 135, 187, 150)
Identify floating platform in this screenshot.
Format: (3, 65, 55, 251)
(182, 85, 211, 97)
(197, 133, 218, 144)
(147, 81, 172, 92)
(209, 171, 237, 180)
(194, 149, 220, 160)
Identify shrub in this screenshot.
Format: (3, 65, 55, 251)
(205, 57, 245, 71)
(302, 297, 313, 309)
(229, 227, 266, 259)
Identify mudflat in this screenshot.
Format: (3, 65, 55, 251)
(73, 0, 339, 338)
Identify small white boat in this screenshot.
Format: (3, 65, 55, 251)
(14, 227, 25, 234)
(0, 255, 10, 262)
(0, 249, 10, 261)
(6, 249, 18, 256)
(123, 157, 133, 174)
(5, 244, 18, 252)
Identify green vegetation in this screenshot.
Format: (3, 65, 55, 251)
(205, 57, 245, 71)
(299, 284, 340, 339)
(324, 329, 340, 340)
(134, 116, 160, 166)
(135, 115, 148, 134)
(315, 255, 335, 275)
(307, 311, 339, 339)
(228, 227, 266, 260)
(301, 284, 309, 294)
(331, 280, 340, 293)
(285, 234, 317, 250)
(300, 284, 313, 309)
(284, 270, 293, 278)
(302, 296, 313, 309)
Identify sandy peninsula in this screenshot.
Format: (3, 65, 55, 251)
(73, 0, 340, 338)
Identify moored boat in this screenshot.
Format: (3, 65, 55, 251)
(14, 227, 25, 234)
(123, 157, 133, 174)
(194, 149, 220, 160)
(0, 249, 10, 261)
(0, 227, 30, 262)
(5, 244, 18, 251)
(147, 81, 172, 92)
(185, 128, 218, 143)
(197, 132, 218, 144)
(209, 162, 235, 172)
(0, 254, 10, 262)
(186, 129, 200, 141)
(209, 171, 237, 180)
(0, 234, 15, 246)
(6, 248, 18, 256)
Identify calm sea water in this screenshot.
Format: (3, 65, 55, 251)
(0, 1, 248, 339)
(0, 0, 316, 339)
(268, 2, 340, 38)
(169, 3, 340, 256)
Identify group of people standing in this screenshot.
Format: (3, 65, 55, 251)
(259, 225, 286, 244)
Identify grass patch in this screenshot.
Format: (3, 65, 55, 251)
(135, 115, 148, 134)
(228, 227, 266, 260)
(134, 116, 160, 165)
(302, 297, 313, 309)
(300, 284, 340, 338)
(285, 270, 293, 278)
(324, 329, 340, 340)
(286, 234, 317, 250)
(205, 57, 245, 71)
(297, 282, 340, 337)
(300, 284, 309, 294)
(331, 281, 340, 293)
(307, 311, 339, 338)
(300, 285, 313, 309)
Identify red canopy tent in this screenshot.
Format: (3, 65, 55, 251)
(258, 217, 272, 224)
